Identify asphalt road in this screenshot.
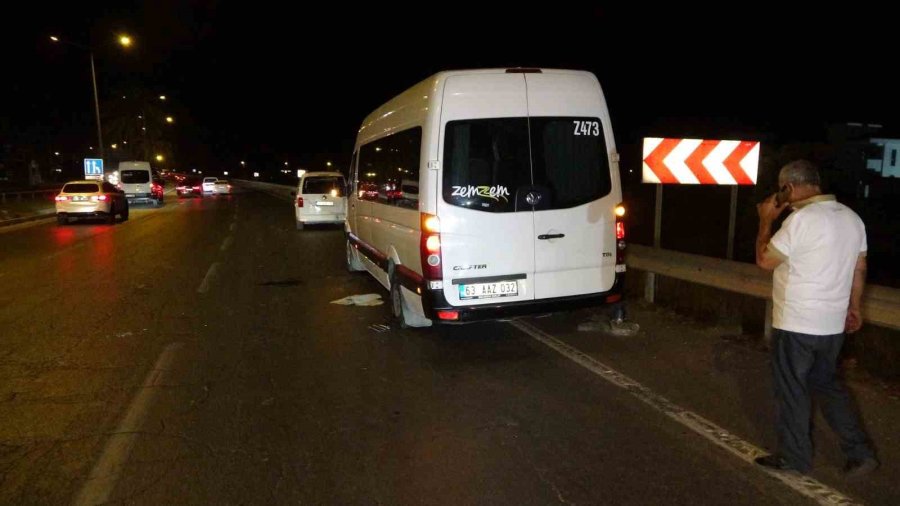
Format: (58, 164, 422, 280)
(0, 184, 894, 505)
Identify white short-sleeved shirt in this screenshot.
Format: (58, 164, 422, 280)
(767, 195, 867, 335)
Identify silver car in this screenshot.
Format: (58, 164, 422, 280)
(55, 180, 129, 225)
(214, 179, 232, 194)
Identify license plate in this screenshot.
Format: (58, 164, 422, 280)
(458, 281, 518, 300)
(126, 194, 135, 198)
(316, 201, 334, 206)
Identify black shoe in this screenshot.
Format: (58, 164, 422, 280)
(755, 454, 796, 471)
(844, 457, 878, 479)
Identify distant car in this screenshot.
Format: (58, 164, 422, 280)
(358, 182, 378, 200)
(55, 180, 129, 225)
(214, 180, 232, 194)
(292, 171, 347, 230)
(150, 178, 165, 204)
(202, 177, 218, 194)
(176, 177, 202, 198)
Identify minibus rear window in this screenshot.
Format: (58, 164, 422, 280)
(442, 118, 531, 213)
(121, 170, 150, 184)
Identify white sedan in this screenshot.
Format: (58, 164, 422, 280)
(214, 180, 232, 194)
(201, 177, 218, 194)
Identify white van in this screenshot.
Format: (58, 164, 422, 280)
(345, 68, 626, 327)
(118, 161, 161, 206)
(291, 171, 347, 230)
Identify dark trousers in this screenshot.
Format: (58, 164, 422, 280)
(771, 329, 874, 472)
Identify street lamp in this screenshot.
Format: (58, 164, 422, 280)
(165, 116, 174, 124)
(159, 95, 166, 101)
(240, 161, 245, 166)
(156, 154, 164, 162)
(50, 33, 133, 162)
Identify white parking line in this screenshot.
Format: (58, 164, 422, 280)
(508, 319, 860, 506)
(229, 222, 236, 232)
(196, 262, 221, 294)
(220, 236, 233, 252)
(73, 342, 184, 506)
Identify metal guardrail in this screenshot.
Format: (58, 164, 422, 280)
(628, 244, 900, 332)
(233, 179, 295, 201)
(0, 187, 62, 204)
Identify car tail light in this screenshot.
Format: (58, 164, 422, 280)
(296, 196, 304, 207)
(420, 213, 442, 281)
(193, 186, 200, 190)
(437, 310, 459, 321)
(55, 195, 68, 201)
(91, 195, 108, 202)
(615, 203, 626, 265)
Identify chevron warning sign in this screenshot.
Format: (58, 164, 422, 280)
(642, 138, 760, 185)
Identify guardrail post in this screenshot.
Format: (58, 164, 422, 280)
(645, 184, 663, 304)
(764, 299, 773, 344)
(644, 272, 656, 303)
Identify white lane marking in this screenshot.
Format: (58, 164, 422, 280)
(229, 222, 236, 232)
(196, 262, 222, 294)
(220, 236, 234, 252)
(508, 320, 860, 506)
(73, 342, 184, 506)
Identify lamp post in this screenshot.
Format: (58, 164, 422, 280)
(50, 34, 132, 162)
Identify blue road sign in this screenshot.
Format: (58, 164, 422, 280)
(83, 158, 104, 179)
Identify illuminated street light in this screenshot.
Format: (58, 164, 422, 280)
(155, 154, 164, 162)
(326, 161, 332, 167)
(111, 144, 118, 149)
(54, 151, 60, 156)
(240, 161, 245, 166)
(49, 34, 131, 161)
(165, 116, 174, 124)
(159, 95, 166, 101)
(284, 161, 288, 166)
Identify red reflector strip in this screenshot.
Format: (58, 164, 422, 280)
(437, 311, 459, 321)
(616, 222, 625, 240)
(606, 294, 622, 303)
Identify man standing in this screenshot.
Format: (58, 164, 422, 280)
(754, 160, 877, 477)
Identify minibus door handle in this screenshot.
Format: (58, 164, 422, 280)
(538, 233, 565, 240)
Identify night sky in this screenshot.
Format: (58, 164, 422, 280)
(4, 2, 898, 171)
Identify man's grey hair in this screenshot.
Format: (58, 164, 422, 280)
(779, 159, 821, 186)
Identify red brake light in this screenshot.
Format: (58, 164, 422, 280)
(296, 196, 304, 207)
(616, 221, 625, 240)
(91, 194, 108, 202)
(437, 310, 459, 321)
(55, 195, 68, 201)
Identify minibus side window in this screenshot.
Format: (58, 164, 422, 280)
(358, 127, 422, 209)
